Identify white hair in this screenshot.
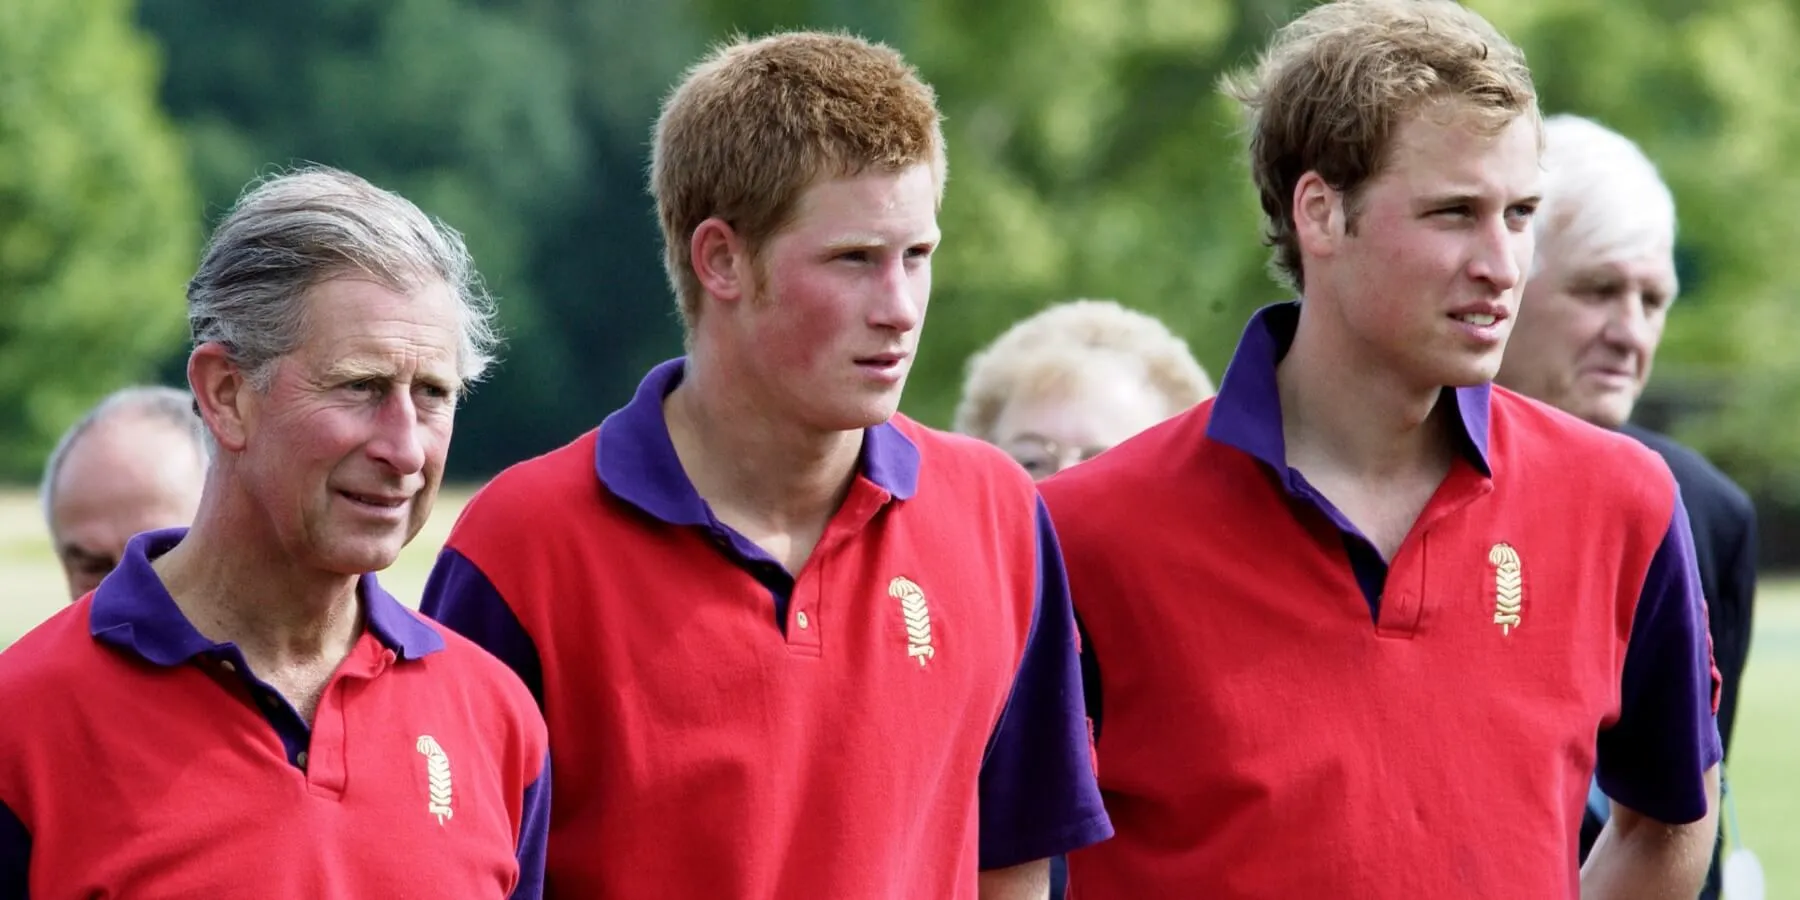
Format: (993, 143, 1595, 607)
(954, 299, 1215, 441)
(39, 385, 211, 531)
(1531, 114, 1678, 289)
(187, 165, 502, 393)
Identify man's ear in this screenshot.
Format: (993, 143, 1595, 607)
(690, 217, 752, 310)
(1293, 171, 1347, 260)
(189, 343, 253, 453)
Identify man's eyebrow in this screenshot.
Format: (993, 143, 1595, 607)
(821, 229, 942, 252)
(1412, 191, 1541, 210)
(58, 542, 110, 566)
(1416, 191, 1482, 209)
(321, 360, 395, 382)
(420, 372, 465, 395)
(320, 359, 464, 395)
(1569, 269, 1620, 286)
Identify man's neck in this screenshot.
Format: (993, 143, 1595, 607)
(151, 492, 364, 674)
(1277, 303, 1459, 481)
(664, 358, 864, 551)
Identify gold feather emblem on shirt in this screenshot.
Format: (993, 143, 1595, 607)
(415, 735, 455, 825)
(890, 576, 935, 667)
(1490, 542, 1523, 635)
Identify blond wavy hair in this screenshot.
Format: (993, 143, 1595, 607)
(652, 31, 947, 332)
(1222, 0, 1539, 291)
(954, 299, 1214, 441)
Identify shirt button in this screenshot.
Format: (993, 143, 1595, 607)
(296, 751, 309, 769)
(796, 611, 810, 630)
(219, 659, 237, 673)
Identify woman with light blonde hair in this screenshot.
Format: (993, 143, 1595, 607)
(956, 299, 1213, 479)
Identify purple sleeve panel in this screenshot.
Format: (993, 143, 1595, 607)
(1596, 492, 1724, 825)
(419, 547, 545, 711)
(976, 497, 1114, 870)
(509, 752, 551, 900)
(0, 798, 26, 899)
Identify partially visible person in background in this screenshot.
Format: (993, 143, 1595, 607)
(955, 299, 1215, 480)
(957, 298, 1210, 899)
(1497, 112, 1757, 900)
(0, 166, 549, 899)
(39, 386, 209, 601)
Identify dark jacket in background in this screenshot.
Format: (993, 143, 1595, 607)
(1578, 423, 1758, 900)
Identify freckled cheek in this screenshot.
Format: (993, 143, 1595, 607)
(768, 285, 856, 373)
(763, 327, 834, 380)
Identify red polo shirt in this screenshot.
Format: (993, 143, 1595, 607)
(1044, 302, 1721, 899)
(422, 357, 1112, 898)
(0, 529, 551, 899)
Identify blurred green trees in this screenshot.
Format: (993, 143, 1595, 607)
(915, 0, 1800, 509)
(915, 0, 1800, 508)
(1475, 0, 1800, 500)
(135, 0, 702, 477)
(904, 0, 1293, 429)
(7, 0, 1799, 512)
(0, 0, 198, 479)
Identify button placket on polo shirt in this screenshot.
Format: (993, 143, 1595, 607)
(1377, 464, 1494, 639)
(1376, 539, 1427, 638)
(786, 481, 893, 655)
(304, 639, 396, 799)
(785, 573, 824, 655)
(784, 527, 832, 657)
(241, 674, 311, 773)
(197, 647, 311, 773)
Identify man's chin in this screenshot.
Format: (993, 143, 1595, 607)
(1585, 406, 1633, 431)
(315, 537, 408, 579)
(821, 393, 905, 431)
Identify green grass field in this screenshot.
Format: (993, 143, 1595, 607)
(2, 487, 1795, 891)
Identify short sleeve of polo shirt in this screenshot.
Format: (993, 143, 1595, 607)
(975, 498, 1113, 869)
(420, 550, 543, 709)
(514, 752, 552, 899)
(419, 557, 551, 897)
(1595, 491, 1723, 825)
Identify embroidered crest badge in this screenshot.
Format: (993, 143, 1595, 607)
(415, 735, 454, 824)
(889, 576, 935, 667)
(1489, 542, 1523, 635)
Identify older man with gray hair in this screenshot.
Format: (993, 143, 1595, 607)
(39, 385, 209, 602)
(1497, 114, 1755, 900)
(0, 166, 549, 899)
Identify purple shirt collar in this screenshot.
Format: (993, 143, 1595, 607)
(1207, 302, 1493, 477)
(596, 357, 920, 523)
(88, 528, 445, 665)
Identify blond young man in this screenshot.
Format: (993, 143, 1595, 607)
(422, 32, 1111, 899)
(1039, 2, 1721, 897)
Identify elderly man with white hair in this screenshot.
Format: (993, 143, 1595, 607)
(0, 167, 550, 899)
(1497, 113, 1756, 900)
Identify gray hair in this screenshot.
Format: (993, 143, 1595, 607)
(1531, 115, 1678, 290)
(40, 385, 211, 531)
(187, 165, 502, 392)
